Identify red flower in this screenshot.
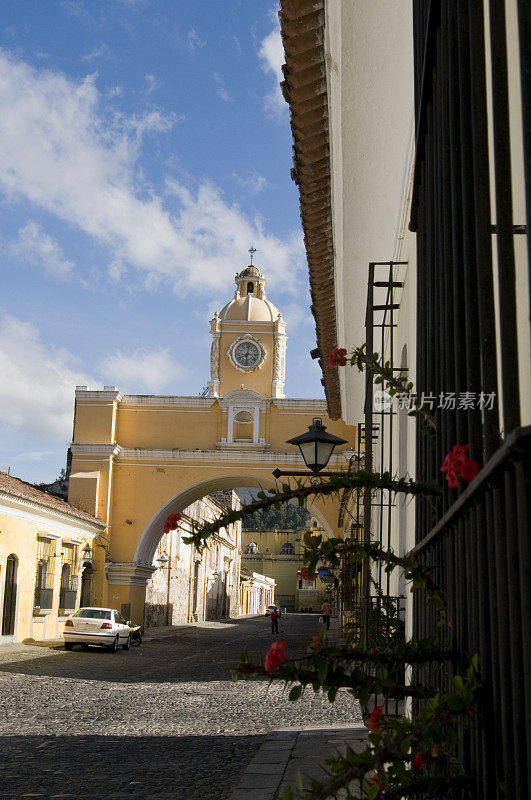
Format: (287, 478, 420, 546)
(413, 750, 433, 770)
(264, 640, 286, 672)
(303, 530, 317, 547)
(164, 513, 182, 533)
(328, 348, 348, 369)
(300, 567, 316, 581)
(368, 775, 384, 793)
(461, 459, 479, 481)
(441, 444, 479, 488)
(377, 626, 384, 634)
(369, 705, 384, 732)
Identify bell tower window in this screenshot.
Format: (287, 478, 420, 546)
(247, 282, 254, 294)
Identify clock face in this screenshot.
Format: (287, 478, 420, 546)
(234, 341, 261, 368)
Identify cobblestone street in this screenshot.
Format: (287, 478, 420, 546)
(0, 615, 361, 799)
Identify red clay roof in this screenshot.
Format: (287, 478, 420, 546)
(0, 471, 104, 527)
(279, 0, 341, 420)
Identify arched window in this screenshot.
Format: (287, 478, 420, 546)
(247, 281, 254, 294)
(244, 542, 259, 554)
(280, 542, 295, 555)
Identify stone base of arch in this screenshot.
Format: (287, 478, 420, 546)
(105, 562, 157, 622)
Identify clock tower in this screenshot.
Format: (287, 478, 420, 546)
(208, 260, 287, 400)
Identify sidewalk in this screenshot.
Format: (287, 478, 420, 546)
(229, 723, 368, 800)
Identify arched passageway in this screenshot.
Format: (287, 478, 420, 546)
(134, 474, 335, 566)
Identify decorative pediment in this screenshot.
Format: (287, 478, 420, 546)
(218, 389, 269, 412)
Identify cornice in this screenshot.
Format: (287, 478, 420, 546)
(272, 399, 328, 410)
(70, 444, 122, 458)
(105, 562, 157, 586)
(120, 396, 216, 408)
(0, 493, 105, 537)
(75, 389, 123, 402)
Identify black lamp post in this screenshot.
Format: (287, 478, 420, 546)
(272, 417, 348, 478)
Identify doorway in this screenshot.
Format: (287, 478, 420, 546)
(2, 554, 18, 636)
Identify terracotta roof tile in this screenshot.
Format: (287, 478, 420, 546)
(0, 472, 104, 527)
(280, 0, 341, 419)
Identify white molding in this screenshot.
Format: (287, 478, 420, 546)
(120, 396, 216, 407)
(0, 494, 104, 538)
(272, 399, 328, 410)
(216, 441, 271, 451)
(70, 444, 122, 457)
(218, 389, 269, 411)
(110, 448, 346, 466)
(227, 334, 266, 374)
(75, 390, 123, 402)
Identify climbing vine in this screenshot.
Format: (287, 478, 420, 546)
(177, 345, 482, 800)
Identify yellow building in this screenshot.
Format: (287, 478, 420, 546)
(0, 472, 105, 643)
(68, 261, 356, 623)
(241, 518, 330, 612)
(239, 569, 275, 616)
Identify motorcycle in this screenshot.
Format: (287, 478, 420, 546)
(127, 622, 142, 647)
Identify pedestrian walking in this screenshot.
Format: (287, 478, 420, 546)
(321, 599, 333, 631)
(270, 608, 280, 634)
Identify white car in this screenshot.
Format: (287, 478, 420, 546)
(63, 607, 132, 652)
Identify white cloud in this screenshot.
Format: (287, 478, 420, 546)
(99, 348, 186, 393)
(0, 51, 303, 296)
(11, 221, 74, 278)
(188, 29, 206, 50)
(81, 43, 112, 62)
(231, 171, 268, 194)
(0, 316, 92, 440)
(144, 72, 158, 94)
(258, 19, 286, 118)
(213, 72, 231, 102)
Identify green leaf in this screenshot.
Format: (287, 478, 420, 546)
(283, 786, 293, 800)
(317, 658, 328, 684)
(327, 687, 337, 703)
(453, 675, 464, 691)
(446, 727, 457, 748)
(296, 769, 304, 796)
(289, 685, 303, 702)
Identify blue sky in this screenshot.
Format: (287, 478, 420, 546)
(0, 0, 324, 484)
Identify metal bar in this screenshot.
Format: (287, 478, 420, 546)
(410, 425, 531, 555)
(467, 0, 500, 457)
(457, 1, 483, 460)
(488, 0, 521, 434)
(516, 0, 531, 336)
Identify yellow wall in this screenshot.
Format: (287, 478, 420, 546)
(0, 503, 102, 643)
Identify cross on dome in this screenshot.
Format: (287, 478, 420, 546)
(248, 246, 257, 264)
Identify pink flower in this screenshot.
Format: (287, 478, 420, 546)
(328, 348, 348, 369)
(369, 705, 383, 732)
(264, 640, 286, 672)
(441, 444, 479, 488)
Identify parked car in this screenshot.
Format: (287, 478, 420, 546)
(63, 607, 131, 652)
(265, 605, 282, 617)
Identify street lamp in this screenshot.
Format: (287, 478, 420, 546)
(157, 554, 169, 569)
(81, 544, 92, 561)
(273, 418, 348, 478)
